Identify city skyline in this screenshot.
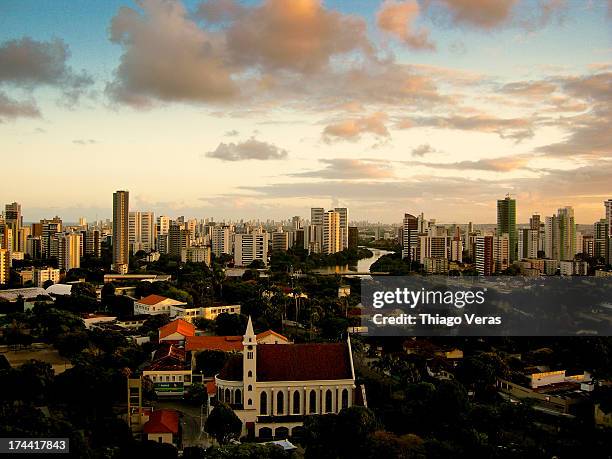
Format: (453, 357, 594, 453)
(1, 0, 611, 223)
(7, 193, 612, 226)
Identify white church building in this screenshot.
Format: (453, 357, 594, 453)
(211, 317, 358, 440)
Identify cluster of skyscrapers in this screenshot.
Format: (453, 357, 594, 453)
(109, 192, 357, 273)
(1, 191, 611, 285)
(400, 197, 612, 276)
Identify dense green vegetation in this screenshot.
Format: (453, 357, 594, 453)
(270, 247, 373, 273)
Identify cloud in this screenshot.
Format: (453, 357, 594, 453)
(561, 71, 612, 101)
(292, 159, 394, 179)
(224, 129, 239, 136)
(501, 80, 557, 97)
(106, 0, 238, 106)
(239, 175, 502, 204)
(537, 105, 611, 159)
(0, 37, 91, 92)
(0, 37, 92, 112)
(322, 112, 390, 143)
(377, 0, 435, 50)
(411, 144, 436, 157)
(397, 113, 534, 141)
(196, 0, 246, 23)
(0, 91, 40, 122)
(425, 0, 566, 31)
(535, 72, 611, 159)
(225, 0, 372, 73)
(205, 138, 288, 161)
(72, 139, 97, 145)
(103, 1, 450, 112)
(405, 154, 531, 172)
(431, 0, 519, 29)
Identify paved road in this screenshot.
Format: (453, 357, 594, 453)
(154, 399, 213, 448)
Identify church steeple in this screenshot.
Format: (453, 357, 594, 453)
(243, 315, 255, 345)
(243, 316, 257, 411)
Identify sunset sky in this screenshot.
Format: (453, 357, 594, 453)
(0, 0, 610, 223)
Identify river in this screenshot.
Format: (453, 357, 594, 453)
(312, 247, 395, 275)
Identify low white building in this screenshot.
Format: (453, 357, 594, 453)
(202, 304, 241, 321)
(133, 294, 188, 315)
(169, 304, 204, 323)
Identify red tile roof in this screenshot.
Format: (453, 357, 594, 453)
(185, 330, 287, 352)
(185, 335, 243, 352)
(217, 342, 353, 382)
(159, 319, 196, 340)
(257, 343, 352, 381)
(143, 409, 179, 434)
(145, 344, 188, 371)
(137, 294, 170, 306)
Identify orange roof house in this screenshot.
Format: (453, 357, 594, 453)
(159, 318, 196, 343)
(143, 409, 180, 446)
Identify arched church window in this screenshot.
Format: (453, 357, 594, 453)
(277, 391, 284, 414)
(293, 391, 300, 414)
(260, 392, 268, 415)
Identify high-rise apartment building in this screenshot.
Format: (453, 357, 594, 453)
(112, 190, 129, 274)
(129, 211, 156, 253)
(475, 235, 493, 276)
(418, 235, 449, 264)
(212, 225, 234, 257)
(594, 218, 608, 260)
(4, 202, 22, 229)
(322, 210, 342, 254)
(582, 235, 594, 257)
(545, 207, 576, 261)
(310, 208, 324, 226)
(334, 207, 349, 250)
(168, 223, 191, 258)
(401, 213, 418, 261)
(83, 228, 102, 258)
(497, 196, 517, 262)
(234, 233, 269, 267)
(41, 217, 62, 258)
(271, 231, 289, 252)
(26, 236, 42, 259)
(0, 248, 9, 285)
(518, 228, 539, 259)
(605, 199, 612, 263)
(557, 207, 576, 261)
(58, 232, 81, 271)
(3, 202, 22, 253)
(304, 224, 323, 254)
(493, 234, 510, 272)
(545, 215, 558, 260)
(450, 237, 463, 262)
(157, 216, 171, 237)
